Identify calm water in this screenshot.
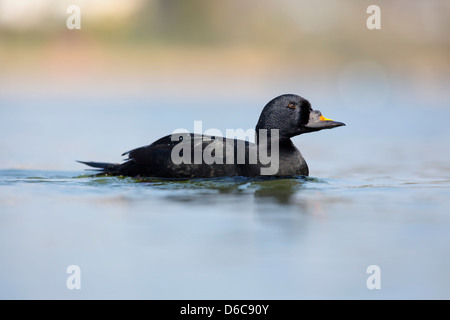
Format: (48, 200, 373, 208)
(1, 92, 450, 299)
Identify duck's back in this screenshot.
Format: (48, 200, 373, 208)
(117, 133, 260, 178)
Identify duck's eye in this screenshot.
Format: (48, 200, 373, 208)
(288, 102, 296, 109)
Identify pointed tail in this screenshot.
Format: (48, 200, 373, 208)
(77, 160, 121, 174)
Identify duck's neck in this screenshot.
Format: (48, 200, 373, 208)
(255, 128, 292, 150)
(255, 128, 306, 176)
(254, 129, 296, 175)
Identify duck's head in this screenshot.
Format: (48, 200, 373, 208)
(256, 94, 345, 139)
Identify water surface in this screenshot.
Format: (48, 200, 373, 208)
(1, 167, 449, 299)
(1, 91, 450, 299)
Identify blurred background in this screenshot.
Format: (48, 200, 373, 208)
(0, 0, 449, 171)
(1, 0, 449, 98)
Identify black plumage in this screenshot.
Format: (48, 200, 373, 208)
(78, 94, 345, 178)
